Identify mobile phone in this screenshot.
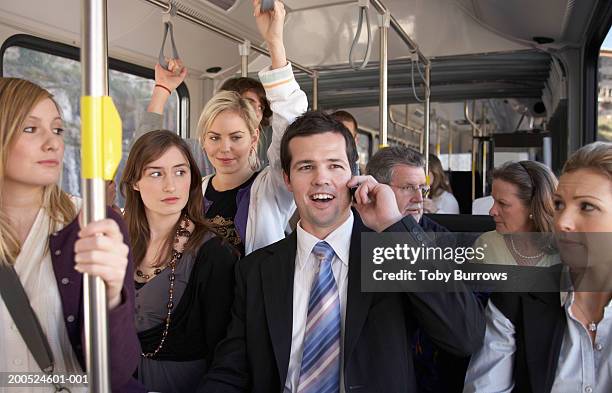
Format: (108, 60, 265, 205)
(349, 185, 358, 202)
(261, 0, 275, 12)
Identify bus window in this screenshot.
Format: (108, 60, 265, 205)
(2, 40, 183, 206)
(598, 28, 612, 141)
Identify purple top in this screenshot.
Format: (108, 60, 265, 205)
(203, 174, 255, 246)
(49, 208, 144, 392)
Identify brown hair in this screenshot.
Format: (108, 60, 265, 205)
(330, 110, 358, 134)
(562, 141, 612, 179)
(491, 160, 558, 232)
(219, 77, 272, 127)
(121, 130, 212, 268)
(0, 77, 76, 266)
(428, 154, 452, 198)
(280, 111, 358, 179)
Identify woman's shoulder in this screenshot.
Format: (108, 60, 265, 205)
(194, 232, 240, 264)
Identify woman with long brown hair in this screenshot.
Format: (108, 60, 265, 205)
(0, 77, 140, 391)
(121, 130, 237, 393)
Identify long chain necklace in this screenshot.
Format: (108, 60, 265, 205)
(573, 300, 598, 332)
(141, 215, 191, 358)
(510, 236, 544, 259)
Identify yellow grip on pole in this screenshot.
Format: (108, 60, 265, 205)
(81, 96, 122, 180)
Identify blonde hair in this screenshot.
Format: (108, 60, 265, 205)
(197, 90, 260, 152)
(0, 78, 76, 266)
(562, 141, 612, 179)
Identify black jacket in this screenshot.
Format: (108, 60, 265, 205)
(138, 236, 238, 364)
(490, 292, 567, 393)
(200, 214, 485, 393)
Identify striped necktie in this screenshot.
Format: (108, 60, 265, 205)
(297, 241, 341, 393)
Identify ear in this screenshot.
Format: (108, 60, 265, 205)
(133, 182, 140, 191)
(251, 128, 260, 147)
(283, 171, 293, 193)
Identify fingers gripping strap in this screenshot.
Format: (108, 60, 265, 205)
(159, 21, 180, 70)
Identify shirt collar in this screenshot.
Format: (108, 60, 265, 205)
(296, 212, 354, 270)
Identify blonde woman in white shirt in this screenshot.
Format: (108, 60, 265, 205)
(423, 154, 460, 214)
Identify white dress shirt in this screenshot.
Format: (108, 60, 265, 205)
(283, 213, 353, 393)
(464, 292, 612, 393)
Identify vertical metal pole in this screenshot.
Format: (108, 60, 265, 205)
(424, 61, 431, 180)
(81, 0, 110, 391)
(543, 136, 552, 168)
(379, 10, 390, 147)
(239, 40, 250, 77)
(448, 125, 452, 170)
(312, 71, 319, 111)
(434, 110, 440, 156)
(482, 140, 488, 196)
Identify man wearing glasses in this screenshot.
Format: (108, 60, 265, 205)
(366, 146, 447, 233)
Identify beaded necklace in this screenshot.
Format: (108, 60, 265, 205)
(140, 215, 191, 358)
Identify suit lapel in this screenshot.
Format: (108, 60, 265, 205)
(522, 292, 566, 393)
(344, 214, 373, 364)
(261, 233, 297, 388)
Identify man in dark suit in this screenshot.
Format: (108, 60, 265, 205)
(199, 111, 485, 393)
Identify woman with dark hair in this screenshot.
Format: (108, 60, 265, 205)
(474, 160, 560, 267)
(121, 130, 237, 393)
(219, 76, 273, 128)
(0, 77, 140, 392)
(464, 142, 612, 392)
(424, 154, 459, 214)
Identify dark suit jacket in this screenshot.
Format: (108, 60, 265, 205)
(200, 214, 485, 393)
(490, 292, 567, 393)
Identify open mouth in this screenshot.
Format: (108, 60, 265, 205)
(309, 193, 335, 205)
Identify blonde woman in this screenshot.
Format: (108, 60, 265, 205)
(137, 0, 307, 256)
(424, 153, 460, 214)
(465, 142, 612, 392)
(0, 77, 140, 391)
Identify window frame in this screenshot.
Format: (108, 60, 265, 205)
(0, 34, 190, 137)
(583, 1, 612, 143)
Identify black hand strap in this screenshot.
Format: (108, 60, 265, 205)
(0, 262, 55, 372)
(0, 263, 72, 392)
(158, 21, 180, 70)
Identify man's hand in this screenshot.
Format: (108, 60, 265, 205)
(347, 175, 403, 232)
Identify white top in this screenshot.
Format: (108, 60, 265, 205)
(464, 293, 612, 393)
(283, 213, 354, 393)
(473, 230, 560, 267)
(0, 199, 86, 393)
(432, 190, 460, 214)
(472, 196, 494, 215)
(201, 62, 308, 255)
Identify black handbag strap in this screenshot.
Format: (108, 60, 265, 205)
(0, 262, 55, 372)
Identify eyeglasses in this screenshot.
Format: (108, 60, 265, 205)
(388, 183, 430, 197)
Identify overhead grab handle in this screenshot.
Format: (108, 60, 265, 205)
(260, 0, 275, 12)
(158, 1, 183, 73)
(349, 0, 372, 71)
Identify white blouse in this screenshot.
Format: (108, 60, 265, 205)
(0, 202, 85, 393)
